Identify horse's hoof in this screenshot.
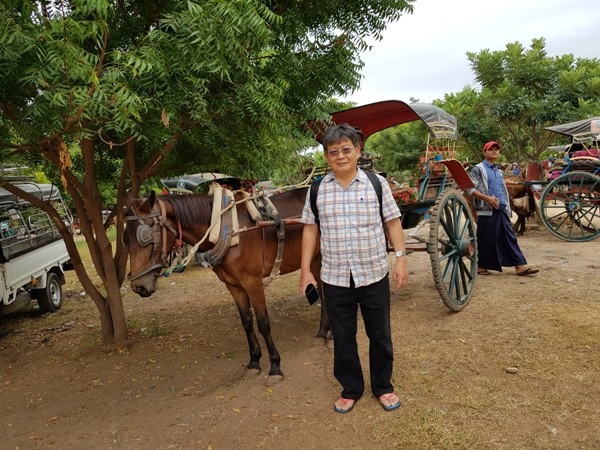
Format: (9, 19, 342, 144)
(312, 336, 327, 346)
(264, 374, 284, 386)
(243, 368, 261, 379)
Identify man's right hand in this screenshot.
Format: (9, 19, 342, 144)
(486, 195, 499, 209)
(299, 271, 318, 295)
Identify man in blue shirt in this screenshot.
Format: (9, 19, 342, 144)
(468, 141, 538, 276)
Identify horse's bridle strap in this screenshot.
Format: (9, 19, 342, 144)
(125, 210, 161, 222)
(127, 199, 179, 281)
(128, 262, 164, 281)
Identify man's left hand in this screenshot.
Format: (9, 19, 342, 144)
(392, 257, 409, 289)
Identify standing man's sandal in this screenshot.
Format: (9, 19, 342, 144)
(379, 392, 401, 411)
(334, 397, 356, 414)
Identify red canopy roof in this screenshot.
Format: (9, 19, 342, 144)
(307, 100, 457, 143)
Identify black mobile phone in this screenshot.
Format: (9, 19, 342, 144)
(304, 283, 319, 305)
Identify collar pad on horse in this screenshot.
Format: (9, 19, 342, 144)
(195, 185, 285, 286)
(196, 184, 239, 268)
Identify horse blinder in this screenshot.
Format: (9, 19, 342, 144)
(125, 210, 167, 280)
(136, 223, 155, 247)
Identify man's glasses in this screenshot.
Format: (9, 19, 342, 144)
(326, 146, 355, 156)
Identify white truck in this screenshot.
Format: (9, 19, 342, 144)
(0, 182, 73, 316)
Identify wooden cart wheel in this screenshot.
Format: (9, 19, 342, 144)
(540, 171, 600, 242)
(428, 189, 477, 312)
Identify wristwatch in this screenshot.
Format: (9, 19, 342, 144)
(394, 250, 407, 258)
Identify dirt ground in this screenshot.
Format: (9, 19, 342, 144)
(1, 224, 599, 450)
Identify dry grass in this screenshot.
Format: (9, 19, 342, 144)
(1, 228, 599, 449)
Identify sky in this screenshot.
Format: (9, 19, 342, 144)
(343, 0, 600, 106)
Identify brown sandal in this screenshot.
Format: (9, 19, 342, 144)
(477, 268, 491, 275)
(516, 267, 539, 276)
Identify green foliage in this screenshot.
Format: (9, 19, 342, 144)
(367, 120, 429, 183)
(440, 89, 502, 163)
(33, 170, 50, 184)
(0, 0, 414, 172)
(0, 0, 414, 340)
(0, 0, 416, 191)
(459, 38, 600, 163)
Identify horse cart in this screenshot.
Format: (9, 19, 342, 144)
(307, 100, 478, 312)
(533, 117, 600, 242)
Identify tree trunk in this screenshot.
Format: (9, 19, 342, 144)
(97, 298, 115, 341)
(34, 132, 180, 344)
(41, 136, 130, 343)
(106, 284, 128, 341)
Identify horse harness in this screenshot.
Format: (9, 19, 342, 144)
(127, 188, 291, 286)
(195, 188, 237, 268)
(196, 187, 286, 286)
(257, 195, 285, 287)
(126, 199, 182, 281)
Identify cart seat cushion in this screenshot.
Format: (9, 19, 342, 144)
(572, 149, 599, 158)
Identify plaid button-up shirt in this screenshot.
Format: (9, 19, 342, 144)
(301, 170, 401, 288)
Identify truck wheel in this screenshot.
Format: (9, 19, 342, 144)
(36, 272, 63, 313)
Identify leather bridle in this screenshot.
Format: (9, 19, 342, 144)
(125, 199, 180, 281)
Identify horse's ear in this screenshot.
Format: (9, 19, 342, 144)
(139, 190, 156, 213)
(124, 192, 135, 208)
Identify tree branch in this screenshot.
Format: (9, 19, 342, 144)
(139, 130, 182, 181)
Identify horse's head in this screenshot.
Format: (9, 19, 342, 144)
(123, 191, 177, 297)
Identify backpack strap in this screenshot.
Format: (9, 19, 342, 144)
(309, 171, 384, 230)
(364, 171, 383, 223)
(309, 177, 323, 227)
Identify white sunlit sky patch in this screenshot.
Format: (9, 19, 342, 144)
(343, 0, 600, 106)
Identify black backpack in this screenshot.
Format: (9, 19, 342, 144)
(309, 171, 383, 228)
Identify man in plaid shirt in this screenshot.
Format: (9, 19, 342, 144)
(299, 124, 409, 414)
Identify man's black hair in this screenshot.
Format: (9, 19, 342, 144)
(322, 123, 359, 150)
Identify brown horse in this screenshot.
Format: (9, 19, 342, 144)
(462, 173, 534, 235)
(123, 188, 327, 382)
(505, 175, 535, 235)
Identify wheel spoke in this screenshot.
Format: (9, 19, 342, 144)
(428, 190, 477, 311)
(541, 172, 600, 241)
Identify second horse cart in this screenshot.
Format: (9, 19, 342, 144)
(536, 117, 600, 242)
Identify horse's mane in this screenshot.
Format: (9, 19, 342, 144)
(162, 194, 212, 228)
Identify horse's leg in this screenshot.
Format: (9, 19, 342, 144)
(245, 282, 283, 380)
(513, 211, 525, 236)
(518, 216, 525, 235)
(224, 283, 263, 374)
(512, 216, 521, 235)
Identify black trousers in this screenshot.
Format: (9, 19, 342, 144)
(323, 274, 394, 400)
